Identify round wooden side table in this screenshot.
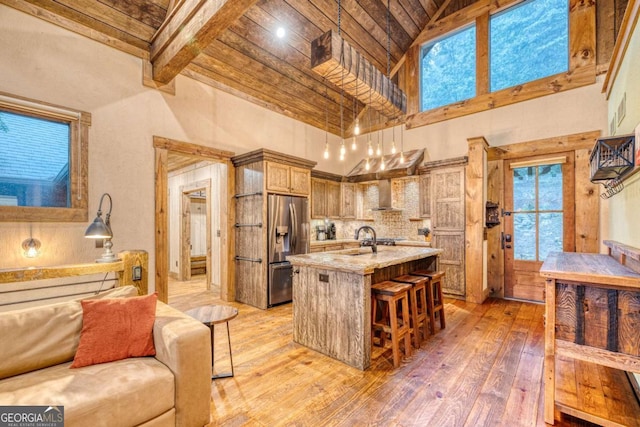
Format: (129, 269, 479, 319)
(185, 305, 239, 379)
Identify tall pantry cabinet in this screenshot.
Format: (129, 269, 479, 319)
(419, 157, 467, 298)
(231, 149, 315, 309)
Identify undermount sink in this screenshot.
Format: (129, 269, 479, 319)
(333, 248, 376, 256)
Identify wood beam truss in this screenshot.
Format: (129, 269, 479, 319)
(151, 0, 257, 84)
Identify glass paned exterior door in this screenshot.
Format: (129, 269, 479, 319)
(504, 154, 574, 302)
(512, 164, 564, 261)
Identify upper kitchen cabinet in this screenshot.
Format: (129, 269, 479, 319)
(340, 182, 356, 219)
(326, 181, 341, 218)
(419, 174, 431, 218)
(311, 171, 341, 219)
(266, 161, 311, 196)
(311, 179, 327, 218)
(431, 167, 465, 230)
(311, 172, 357, 219)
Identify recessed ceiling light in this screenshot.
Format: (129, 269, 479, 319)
(276, 27, 286, 38)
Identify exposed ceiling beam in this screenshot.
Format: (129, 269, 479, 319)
(151, 0, 258, 84)
(311, 30, 407, 120)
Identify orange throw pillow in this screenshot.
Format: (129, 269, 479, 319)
(71, 293, 157, 368)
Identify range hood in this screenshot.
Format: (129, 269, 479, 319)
(372, 179, 402, 211)
(345, 149, 425, 183)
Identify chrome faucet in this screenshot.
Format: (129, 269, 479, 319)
(354, 226, 377, 254)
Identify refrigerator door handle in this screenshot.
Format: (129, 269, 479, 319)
(289, 202, 297, 251)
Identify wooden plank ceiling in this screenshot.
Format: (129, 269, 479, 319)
(3, 0, 472, 135)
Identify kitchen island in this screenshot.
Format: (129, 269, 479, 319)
(287, 245, 442, 370)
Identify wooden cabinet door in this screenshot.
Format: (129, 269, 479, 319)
(356, 183, 374, 220)
(290, 166, 311, 195)
(266, 162, 290, 193)
(419, 174, 431, 218)
(340, 183, 356, 219)
(311, 179, 327, 219)
(431, 166, 465, 297)
(326, 181, 341, 218)
(431, 167, 464, 231)
(432, 231, 465, 296)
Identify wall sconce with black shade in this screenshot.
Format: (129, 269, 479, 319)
(85, 193, 118, 263)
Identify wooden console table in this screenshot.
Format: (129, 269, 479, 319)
(540, 241, 640, 426)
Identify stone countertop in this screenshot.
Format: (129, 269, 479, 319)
(395, 241, 431, 247)
(288, 246, 442, 275)
(310, 239, 357, 246)
(310, 239, 431, 247)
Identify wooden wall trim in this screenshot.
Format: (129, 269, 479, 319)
(465, 136, 489, 304)
(154, 136, 235, 303)
(153, 136, 235, 160)
(155, 147, 169, 303)
(311, 170, 344, 182)
(602, 0, 640, 98)
(486, 130, 601, 160)
(407, 65, 596, 129)
(575, 148, 600, 253)
(418, 156, 469, 173)
(486, 158, 505, 297)
(231, 148, 316, 169)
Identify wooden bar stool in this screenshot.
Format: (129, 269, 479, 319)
(391, 274, 430, 347)
(371, 281, 412, 368)
(411, 270, 446, 334)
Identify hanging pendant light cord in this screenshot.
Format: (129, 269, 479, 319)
(387, 0, 391, 78)
(325, 78, 329, 143)
(337, 0, 342, 36)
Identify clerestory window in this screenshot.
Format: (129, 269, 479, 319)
(421, 25, 476, 111)
(418, 0, 573, 117)
(490, 0, 568, 92)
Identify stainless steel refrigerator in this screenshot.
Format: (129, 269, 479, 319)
(267, 194, 309, 307)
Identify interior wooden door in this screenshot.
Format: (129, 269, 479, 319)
(431, 166, 465, 296)
(504, 153, 575, 301)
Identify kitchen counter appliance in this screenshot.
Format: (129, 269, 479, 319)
(268, 194, 309, 307)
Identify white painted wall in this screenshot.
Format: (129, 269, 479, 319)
(603, 16, 640, 247)
(190, 199, 207, 256)
(0, 4, 609, 292)
(167, 161, 225, 285)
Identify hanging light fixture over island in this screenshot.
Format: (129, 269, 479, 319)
(310, 30, 407, 120)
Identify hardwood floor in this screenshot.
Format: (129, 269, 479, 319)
(169, 285, 610, 426)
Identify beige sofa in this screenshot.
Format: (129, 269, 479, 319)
(0, 286, 211, 427)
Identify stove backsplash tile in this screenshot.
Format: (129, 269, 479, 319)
(310, 177, 431, 242)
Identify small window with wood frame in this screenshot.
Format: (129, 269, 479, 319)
(0, 92, 89, 222)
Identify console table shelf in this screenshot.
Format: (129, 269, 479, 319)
(540, 242, 640, 426)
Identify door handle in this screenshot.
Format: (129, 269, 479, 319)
(501, 233, 512, 249)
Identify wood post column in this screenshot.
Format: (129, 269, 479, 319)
(466, 136, 489, 304)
